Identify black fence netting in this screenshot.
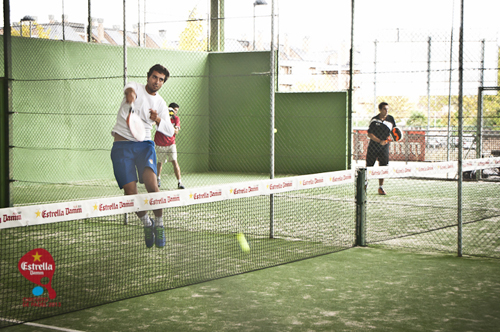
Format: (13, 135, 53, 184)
(0, 174, 355, 328)
(1, 0, 500, 328)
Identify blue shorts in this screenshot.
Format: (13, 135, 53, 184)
(111, 140, 157, 189)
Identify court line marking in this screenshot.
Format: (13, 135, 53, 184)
(1, 318, 85, 332)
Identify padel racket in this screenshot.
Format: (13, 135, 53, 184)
(126, 104, 146, 142)
(390, 127, 403, 142)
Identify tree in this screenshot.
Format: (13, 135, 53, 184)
(179, 6, 207, 51)
(11, 21, 51, 39)
(375, 96, 416, 122)
(406, 111, 427, 128)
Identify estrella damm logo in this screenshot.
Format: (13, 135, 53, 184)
(18, 248, 57, 300)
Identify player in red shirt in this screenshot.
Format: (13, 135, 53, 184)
(154, 102, 185, 189)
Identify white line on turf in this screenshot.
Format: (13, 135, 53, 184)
(0, 318, 85, 332)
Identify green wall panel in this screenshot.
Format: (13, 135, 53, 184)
(208, 52, 271, 174)
(275, 92, 348, 174)
(6, 37, 210, 184)
(3, 35, 348, 190)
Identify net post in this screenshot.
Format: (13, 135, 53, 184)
(355, 168, 367, 247)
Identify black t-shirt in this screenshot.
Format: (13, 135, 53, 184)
(368, 114, 396, 143)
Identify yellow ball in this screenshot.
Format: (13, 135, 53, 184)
(237, 233, 250, 252)
(274, 128, 277, 133)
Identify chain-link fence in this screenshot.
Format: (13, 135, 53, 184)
(1, 2, 500, 328)
(1, 0, 500, 259)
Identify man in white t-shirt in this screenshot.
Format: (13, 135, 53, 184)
(111, 64, 175, 248)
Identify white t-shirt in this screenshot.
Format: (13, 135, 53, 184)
(111, 82, 174, 142)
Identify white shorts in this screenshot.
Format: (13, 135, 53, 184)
(155, 144, 177, 163)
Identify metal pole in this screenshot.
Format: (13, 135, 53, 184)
(374, 39, 377, 114)
(347, 0, 354, 170)
(457, 0, 464, 257)
(477, 40, 485, 160)
(219, 0, 225, 52)
(210, 0, 220, 52)
(269, 0, 275, 239)
(123, 0, 129, 225)
(355, 168, 366, 246)
(144, 0, 147, 47)
(62, 1, 66, 41)
(480, 39, 485, 86)
(1, 0, 13, 207)
(123, 0, 128, 86)
(87, 0, 92, 42)
(477, 87, 483, 160)
(427, 37, 431, 132)
(446, 0, 456, 162)
(137, 0, 141, 46)
(253, 4, 256, 50)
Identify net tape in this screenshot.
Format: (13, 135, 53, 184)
(366, 157, 500, 179)
(2, 157, 498, 229)
(0, 170, 354, 229)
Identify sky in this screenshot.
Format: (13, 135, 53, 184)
(7, 0, 500, 50)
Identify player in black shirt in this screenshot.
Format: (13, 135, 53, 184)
(366, 102, 396, 195)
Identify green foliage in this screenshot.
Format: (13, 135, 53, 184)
(11, 21, 51, 38)
(406, 111, 427, 128)
(376, 96, 416, 123)
(179, 6, 207, 51)
(483, 94, 500, 127)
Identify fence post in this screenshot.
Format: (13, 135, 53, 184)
(1, 0, 12, 208)
(356, 168, 367, 246)
(269, 0, 276, 239)
(457, 0, 464, 258)
(373, 40, 378, 114)
(427, 36, 431, 132)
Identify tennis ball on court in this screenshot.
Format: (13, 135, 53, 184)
(237, 232, 250, 252)
(274, 128, 277, 133)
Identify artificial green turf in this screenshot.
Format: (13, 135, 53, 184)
(0, 188, 355, 329)
(3, 247, 499, 332)
(3, 176, 499, 330)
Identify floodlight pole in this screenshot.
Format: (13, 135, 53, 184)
(253, 0, 267, 51)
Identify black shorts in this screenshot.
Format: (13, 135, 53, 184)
(366, 142, 389, 167)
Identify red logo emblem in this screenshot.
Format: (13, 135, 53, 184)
(18, 248, 57, 299)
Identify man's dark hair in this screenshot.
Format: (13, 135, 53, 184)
(378, 102, 389, 110)
(169, 102, 179, 109)
(147, 64, 170, 80)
